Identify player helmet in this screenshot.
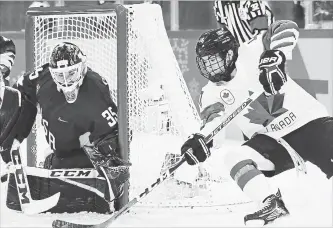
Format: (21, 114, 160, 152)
(49, 42, 87, 103)
(196, 26, 239, 83)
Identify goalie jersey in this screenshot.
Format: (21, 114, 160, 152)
(15, 63, 118, 158)
(199, 66, 329, 140)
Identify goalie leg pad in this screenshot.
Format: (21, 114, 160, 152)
(230, 159, 261, 190)
(6, 171, 111, 214)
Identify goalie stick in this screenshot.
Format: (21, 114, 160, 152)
(52, 90, 263, 228)
(10, 139, 61, 215)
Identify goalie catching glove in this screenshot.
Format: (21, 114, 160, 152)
(259, 50, 287, 95)
(83, 132, 131, 203)
(181, 133, 212, 166)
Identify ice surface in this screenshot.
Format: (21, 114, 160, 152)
(1, 143, 332, 227)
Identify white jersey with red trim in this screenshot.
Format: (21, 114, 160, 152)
(199, 65, 328, 140)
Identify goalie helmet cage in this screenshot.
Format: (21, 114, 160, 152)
(25, 3, 251, 209)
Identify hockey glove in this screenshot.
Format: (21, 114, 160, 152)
(181, 133, 211, 166)
(262, 20, 299, 60)
(259, 50, 287, 95)
(83, 133, 131, 202)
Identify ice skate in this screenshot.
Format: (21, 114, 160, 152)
(244, 189, 289, 226)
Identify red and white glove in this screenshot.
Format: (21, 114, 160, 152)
(263, 20, 299, 60)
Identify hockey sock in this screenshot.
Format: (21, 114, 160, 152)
(230, 159, 278, 202)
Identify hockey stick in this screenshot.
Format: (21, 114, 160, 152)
(57, 177, 105, 199)
(52, 90, 263, 228)
(10, 139, 61, 215)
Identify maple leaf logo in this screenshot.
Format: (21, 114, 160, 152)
(243, 93, 288, 127)
(222, 92, 229, 98)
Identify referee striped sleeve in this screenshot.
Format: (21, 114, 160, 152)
(214, 1, 275, 44)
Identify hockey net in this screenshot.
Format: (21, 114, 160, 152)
(25, 3, 251, 209)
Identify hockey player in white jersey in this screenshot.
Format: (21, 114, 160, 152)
(213, 1, 299, 82)
(180, 27, 333, 226)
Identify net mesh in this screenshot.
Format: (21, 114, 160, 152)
(27, 3, 251, 208)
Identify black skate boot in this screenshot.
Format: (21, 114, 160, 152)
(244, 189, 289, 226)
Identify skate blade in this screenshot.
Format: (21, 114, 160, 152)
(245, 220, 265, 227)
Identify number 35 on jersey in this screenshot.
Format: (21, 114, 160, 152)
(102, 107, 118, 127)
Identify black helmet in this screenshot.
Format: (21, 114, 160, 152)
(196, 26, 240, 83)
(49, 42, 86, 69)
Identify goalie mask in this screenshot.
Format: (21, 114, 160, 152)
(49, 42, 87, 103)
(196, 27, 239, 83)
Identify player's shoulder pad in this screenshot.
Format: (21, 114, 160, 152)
(85, 69, 112, 100)
(85, 68, 109, 88)
(27, 63, 50, 80)
(16, 63, 50, 87)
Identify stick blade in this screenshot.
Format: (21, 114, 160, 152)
(22, 192, 61, 215)
(52, 213, 115, 228)
(52, 220, 96, 228)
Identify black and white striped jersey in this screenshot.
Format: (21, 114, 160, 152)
(214, 1, 274, 44)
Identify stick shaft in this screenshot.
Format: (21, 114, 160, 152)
(52, 90, 263, 228)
